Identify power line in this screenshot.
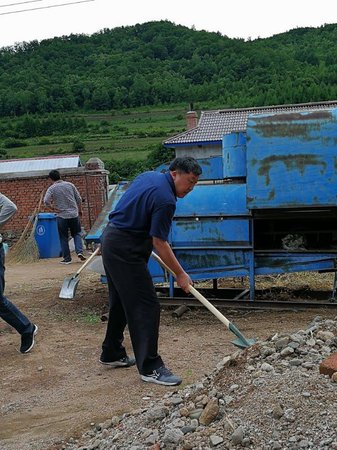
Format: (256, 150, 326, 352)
(0, 1, 42, 8)
(0, 0, 95, 15)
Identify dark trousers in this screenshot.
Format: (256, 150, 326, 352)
(101, 224, 163, 375)
(0, 245, 32, 335)
(57, 216, 83, 261)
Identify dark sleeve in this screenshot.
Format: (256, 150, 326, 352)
(149, 202, 176, 241)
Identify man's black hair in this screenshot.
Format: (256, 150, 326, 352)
(49, 170, 61, 181)
(169, 157, 202, 176)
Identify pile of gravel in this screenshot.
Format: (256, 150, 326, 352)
(63, 316, 337, 450)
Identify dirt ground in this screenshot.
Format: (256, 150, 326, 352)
(1, 257, 337, 450)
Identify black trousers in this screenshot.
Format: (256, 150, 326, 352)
(101, 224, 163, 375)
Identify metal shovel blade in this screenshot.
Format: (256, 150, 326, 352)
(59, 274, 80, 300)
(228, 322, 257, 349)
(231, 337, 257, 349)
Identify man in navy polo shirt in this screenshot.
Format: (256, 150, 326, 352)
(99, 157, 202, 386)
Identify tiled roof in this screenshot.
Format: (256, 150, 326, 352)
(164, 101, 337, 146)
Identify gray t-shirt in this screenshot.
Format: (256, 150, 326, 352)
(44, 180, 82, 219)
(0, 193, 17, 230)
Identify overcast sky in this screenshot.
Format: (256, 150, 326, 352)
(1, 0, 337, 48)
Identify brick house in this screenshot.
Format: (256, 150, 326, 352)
(0, 155, 109, 241)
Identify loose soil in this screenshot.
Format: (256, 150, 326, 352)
(0, 258, 336, 450)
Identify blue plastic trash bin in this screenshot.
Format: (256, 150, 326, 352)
(35, 213, 62, 258)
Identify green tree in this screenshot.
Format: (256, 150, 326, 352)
(72, 139, 85, 152)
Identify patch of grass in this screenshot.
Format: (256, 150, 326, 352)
(181, 368, 194, 386)
(79, 312, 101, 324)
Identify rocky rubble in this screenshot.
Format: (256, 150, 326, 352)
(64, 316, 337, 450)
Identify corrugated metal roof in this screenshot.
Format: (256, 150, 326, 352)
(164, 100, 337, 146)
(0, 155, 81, 174)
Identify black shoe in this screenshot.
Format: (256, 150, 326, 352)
(99, 355, 136, 368)
(20, 324, 38, 354)
(141, 365, 182, 386)
(78, 253, 86, 261)
(60, 259, 71, 265)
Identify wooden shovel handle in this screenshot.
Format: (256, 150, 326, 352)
(75, 246, 100, 276)
(151, 252, 230, 328)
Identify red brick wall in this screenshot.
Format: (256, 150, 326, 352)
(0, 168, 108, 240)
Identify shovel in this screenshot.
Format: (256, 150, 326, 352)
(59, 247, 100, 299)
(151, 252, 256, 349)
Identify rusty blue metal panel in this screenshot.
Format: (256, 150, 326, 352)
(175, 183, 249, 216)
(255, 252, 337, 274)
(173, 249, 252, 280)
(171, 218, 250, 247)
(196, 156, 223, 179)
(246, 108, 337, 208)
(223, 132, 247, 178)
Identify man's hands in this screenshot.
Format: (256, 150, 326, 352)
(152, 237, 193, 294)
(175, 270, 193, 294)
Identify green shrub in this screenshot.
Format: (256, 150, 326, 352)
(72, 139, 85, 152)
(38, 137, 51, 145)
(3, 138, 27, 148)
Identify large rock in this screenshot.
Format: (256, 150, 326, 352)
(319, 352, 337, 377)
(199, 398, 219, 426)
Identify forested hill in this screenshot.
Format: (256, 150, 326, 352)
(1, 20, 337, 117)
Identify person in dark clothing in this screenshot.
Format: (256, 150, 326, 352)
(0, 193, 38, 353)
(100, 157, 202, 386)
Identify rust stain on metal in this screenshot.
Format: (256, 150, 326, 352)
(250, 158, 258, 166)
(179, 253, 223, 268)
(254, 123, 319, 139)
(175, 221, 198, 231)
(261, 111, 332, 122)
(252, 111, 335, 139)
(185, 254, 242, 269)
(267, 188, 275, 201)
(258, 154, 327, 185)
(257, 257, 293, 269)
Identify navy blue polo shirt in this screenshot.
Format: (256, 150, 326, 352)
(109, 171, 176, 241)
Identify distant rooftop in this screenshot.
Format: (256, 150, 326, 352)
(0, 155, 81, 174)
(163, 100, 337, 146)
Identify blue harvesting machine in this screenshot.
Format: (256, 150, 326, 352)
(86, 106, 337, 302)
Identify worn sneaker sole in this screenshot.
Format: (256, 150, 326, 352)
(140, 374, 182, 386)
(99, 358, 136, 368)
(21, 324, 38, 354)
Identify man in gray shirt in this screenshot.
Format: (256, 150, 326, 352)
(44, 170, 86, 264)
(0, 192, 38, 353)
